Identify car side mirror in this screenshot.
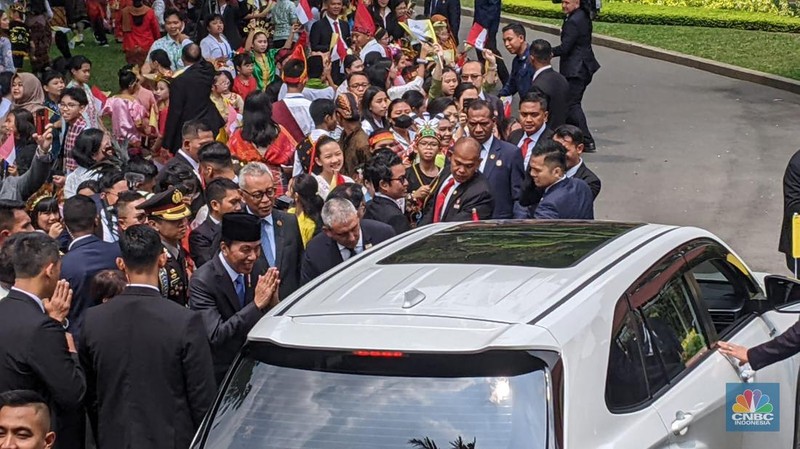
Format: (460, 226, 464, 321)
(764, 275, 800, 310)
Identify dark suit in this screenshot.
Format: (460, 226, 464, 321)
(163, 60, 225, 153)
(553, 8, 600, 144)
(506, 126, 553, 153)
(532, 67, 570, 130)
(161, 151, 206, 214)
(300, 219, 395, 285)
(0, 289, 85, 449)
(424, 0, 460, 37)
(780, 149, 800, 270)
(520, 159, 601, 217)
(189, 218, 220, 268)
(189, 254, 265, 382)
(60, 235, 121, 345)
(420, 171, 494, 225)
(473, 0, 501, 54)
(533, 176, 594, 219)
(499, 45, 534, 99)
(310, 16, 350, 85)
(79, 285, 216, 449)
(364, 195, 411, 235)
(748, 320, 800, 371)
(480, 136, 525, 219)
(251, 209, 304, 299)
(384, 12, 405, 41)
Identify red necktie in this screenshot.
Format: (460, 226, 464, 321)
(433, 178, 456, 223)
(521, 137, 533, 159)
(333, 19, 341, 36)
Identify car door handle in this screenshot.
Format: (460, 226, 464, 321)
(671, 411, 694, 436)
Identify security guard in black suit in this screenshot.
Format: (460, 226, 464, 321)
(137, 187, 192, 306)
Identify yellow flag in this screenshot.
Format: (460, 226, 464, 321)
(399, 19, 438, 45)
(792, 213, 800, 258)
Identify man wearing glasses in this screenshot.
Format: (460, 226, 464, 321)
(239, 162, 303, 299)
(363, 150, 411, 235)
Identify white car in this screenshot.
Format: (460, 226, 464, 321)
(191, 221, 800, 449)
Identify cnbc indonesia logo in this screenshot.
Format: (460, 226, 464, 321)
(727, 384, 779, 432)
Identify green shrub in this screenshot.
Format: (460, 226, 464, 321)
(503, 0, 800, 32)
(616, 0, 800, 17)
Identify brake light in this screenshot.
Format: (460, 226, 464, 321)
(352, 350, 405, 358)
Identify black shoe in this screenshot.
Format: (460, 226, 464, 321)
(584, 141, 597, 153)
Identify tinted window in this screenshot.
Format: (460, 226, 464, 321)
(202, 346, 550, 449)
(687, 258, 753, 337)
(606, 303, 650, 411)
(379, 222, 641, 268)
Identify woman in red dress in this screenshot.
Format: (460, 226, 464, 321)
(121, 0, 160, 66)
(227, 91, 296, 195)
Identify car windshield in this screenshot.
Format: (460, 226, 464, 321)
(200, 345, 550, 449)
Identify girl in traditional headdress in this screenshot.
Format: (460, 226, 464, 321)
(430, 14, 458, 66)
(405, 115, 443, 226)
(244, 26, 276, 91)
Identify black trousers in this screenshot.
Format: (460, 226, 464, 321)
(90, 16, 107, 45)
(566, 71, 594, 144)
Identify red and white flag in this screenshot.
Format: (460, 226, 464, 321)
(295, 0, 313, 25)
(0, 133, 15, 166)
(466, 23, 488, 51)
(500, 95, 512, 119)
(90, 85, 108, 116)
(330, 32, 348, 67)
(225, 105, 239, 135)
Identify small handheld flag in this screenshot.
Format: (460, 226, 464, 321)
(0, 133, 16, 166)
(466, 22, 488, 51)
(295, 0, 313, 25)
(400, 19, 437, 45)
(471, 208, 479, 222)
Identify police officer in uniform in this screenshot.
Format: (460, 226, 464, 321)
(137, 186, 192, 306)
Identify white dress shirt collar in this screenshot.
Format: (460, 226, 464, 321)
(479, 135, 495, 172)
(532, 65, 552, 82)
(566, 158, 583, 178)
(11, 287, 44, 313)
(67, 234, 93, 251)
(337, 228, 364, 260)
(218, 253, 240, 283)
(544, 175, 567, 194)
(128, 283, 161, 293)
(521, 125, 548, 168)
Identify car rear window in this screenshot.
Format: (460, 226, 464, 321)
(378, 222, 641, 268)
(199, 345, 550, 449)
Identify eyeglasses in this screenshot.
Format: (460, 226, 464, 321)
(390, 175, 408, 183)
(350, 82, 369, 89)
(242, 188, 276, 201)
(461, 73, 482, 81)
(59, 102, 80, 109)
(417, 141, 439, 149)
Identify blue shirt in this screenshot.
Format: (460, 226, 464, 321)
(499, 44, 534, 99)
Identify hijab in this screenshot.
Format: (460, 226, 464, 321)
(13, 73, 45, 113)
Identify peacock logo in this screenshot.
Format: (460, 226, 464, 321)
(732, 389, 773, 414)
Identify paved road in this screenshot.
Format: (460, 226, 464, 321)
(455, 14, 800, 274)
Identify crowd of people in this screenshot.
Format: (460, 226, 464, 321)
(0, 0, 605, 447)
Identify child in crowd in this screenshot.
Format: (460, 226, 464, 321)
(210, 70, 243, 119)
(67, 55, 102, 129)
(90, 269, 127, 304)
(7, 5, 27, 70)
(102, 66, 147, 151)
(58, 86, 89, 173)
(41, 70, 66, 158)
(0, 11, 15, 72)
(232, 53, 256, 98)
(152, 75, 170, 163)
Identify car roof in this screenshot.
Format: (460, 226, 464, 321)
(266, 221, 687, 329)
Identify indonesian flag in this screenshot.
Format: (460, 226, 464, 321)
(466, 22, 488, 51)
(500, 95, 512, 119)
(0, 133, 15, 166)
(90, 85, 108, 119)
(330, 32, 348, 65)
(225, 105, 239, 135)
(295, 0, 313, 25)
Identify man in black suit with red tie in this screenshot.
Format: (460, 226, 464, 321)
(530, 39, 570, 131)
(420, 137, 494, 225)
(553, 0, 601, 152)
(301, 198, 395, 285)
(310, 0, 350, 85)
(506, 93, 553, 217)
(189, 212, 280, 382)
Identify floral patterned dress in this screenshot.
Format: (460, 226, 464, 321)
(227, 125, 297, 195)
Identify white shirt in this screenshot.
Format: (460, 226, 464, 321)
(337, 228, 364, 261)
(518, 125, 548, 169)
(64, 166, 100, 199)
(218, 253, 240, 283)
(281, 93, 315, 136)
(199, 34, 234, 73)
(439, 175, 460, 221)
(532, 65, 552, 82)
(479, 135, 495, 172)
(100, 207, 118, 243)
(387, 76, 424, 101)
(11, 287, 44, 313)
(360, 39, 386, 60)
(314, 173, 354, 199)
(566, 158, 583, 178)
(302, 86, 336, 102)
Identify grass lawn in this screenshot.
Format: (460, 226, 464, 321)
(28, 36, 126, 92)
(460, 0, 800, 80)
